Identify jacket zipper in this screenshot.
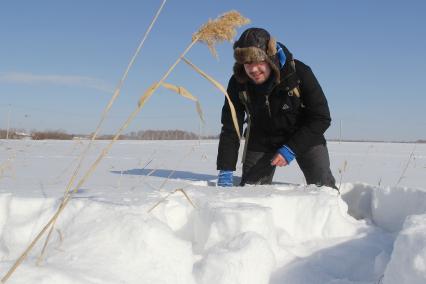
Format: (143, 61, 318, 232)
(265, 94, 272, 118)
(239, 91, 251, 165)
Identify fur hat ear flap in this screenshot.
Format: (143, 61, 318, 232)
(233, 63, 249, 83)
(267, 37, 277, 56)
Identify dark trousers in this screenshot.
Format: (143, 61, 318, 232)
(241, 144, 337, 189)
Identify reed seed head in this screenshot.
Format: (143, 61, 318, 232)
(193, 10, 250, 57)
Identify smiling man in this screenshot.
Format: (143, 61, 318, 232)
(217, 27, 337, 189)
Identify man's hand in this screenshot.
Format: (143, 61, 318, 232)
(271, 145, 295, 167)
(271, 153, 288, 167)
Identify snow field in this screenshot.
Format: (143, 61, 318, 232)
(0, 140, 426, 283)
(0, 186, 392, 283)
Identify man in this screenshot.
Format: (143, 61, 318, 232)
(217, 27, 337, 189)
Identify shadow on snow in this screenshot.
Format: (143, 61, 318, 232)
(111, 168, 217, 182)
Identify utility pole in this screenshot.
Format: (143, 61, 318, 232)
(339, 119, 342, 144)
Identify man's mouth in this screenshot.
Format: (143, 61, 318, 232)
(252, 73, 262, 80)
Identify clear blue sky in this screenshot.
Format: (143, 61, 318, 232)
(1, 0, 425, 141)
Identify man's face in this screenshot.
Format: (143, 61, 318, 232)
(244, 61, 271, 85)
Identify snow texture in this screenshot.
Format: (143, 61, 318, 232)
(0, 140, 425, 283)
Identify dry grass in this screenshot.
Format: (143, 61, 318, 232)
(147, 188, 197, 213)
(193, 10, 250, 57)
(2, 9, 249, 284)
(34, 0, 168, 268)
(182, 57, 241, 139)
(1, 2, 168, 282)
(161, 82, 205, 124)
(396, 144, 417, 186)
(338, 160, 348, 192)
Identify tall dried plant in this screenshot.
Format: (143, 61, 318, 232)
(395, 144, 417, 186)
(1, 9, 249, 283)
(338, 160, 348, 193)
(193, 10, 250, 57)
(35, 0, 168, 267)
(182, 57, 240, 138)
(137, 10, 249, 139)
(161, 82, 205, 124)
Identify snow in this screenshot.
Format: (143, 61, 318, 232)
(0, 140, 425, 283)
(382, 214, 426, 284)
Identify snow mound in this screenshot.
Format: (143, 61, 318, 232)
(0, 186, 370, 284)
(0, 194, 196, 284)
(383, 214, 426, 284)
(2, 182, 426, 283)
(194, 232, 275, 284)
(341, 183, 426, 232)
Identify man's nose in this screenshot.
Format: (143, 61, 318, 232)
(249, 64, 259, 72)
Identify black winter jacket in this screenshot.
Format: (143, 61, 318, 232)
(217, 57, 331, 171)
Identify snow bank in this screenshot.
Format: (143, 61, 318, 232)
(341, 184, 426, 283)
(341, 183, 426, 232)
(1, 186, 371, 284)
(0, 194, 196, 284)
(194, 232, 275, 284)
(1, 139, 425, 283)
(383, 214, 426, 284)
(372, 186, 426, 232)
(0, 195, 57, 259)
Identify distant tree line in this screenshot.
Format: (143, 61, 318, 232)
(0, 129, 73, 140)
(0, 128, 219, 140)
(1, 128, 424, 142)
(329, 138, 426, 144)
(122, 130, 218, 140)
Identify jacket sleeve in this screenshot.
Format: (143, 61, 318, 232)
(216, 76, 245, 171)
(286, 62, 331, 155)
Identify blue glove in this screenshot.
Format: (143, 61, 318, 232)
(277, 145, 295, 164)
(217, 170, 233, 187)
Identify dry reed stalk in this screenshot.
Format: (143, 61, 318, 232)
(176, 188, 197, 209)
(147, 189, 177, 213)
(338, 160, 348, 193)
(136, 11, 249, 138)
(131, 158, 153, 191)
(195, 101, 204, 124)
(142, 167, 159, 183)
(396, 144, 417, 186)
(182, 57, 241, 139)
(161, 82, 198, 101)
(161, 82, 205, 123)
(2, 106, 141, 283)
(34, 0, 168, 266)
(93, 0, 167, 136)
(1, 197, 69, 283)
(2, 10, 247, 283)
(147, 188, 196, 213)
(157, 146, 196, 190)
(36, 229, 63, 266)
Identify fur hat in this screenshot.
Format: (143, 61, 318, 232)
(233, 28, 281, 84)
